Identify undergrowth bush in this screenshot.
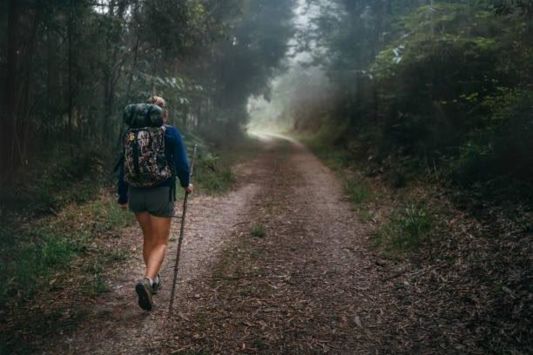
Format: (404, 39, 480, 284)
(0, 198, 133, 309)
(194, 151, 235, 194)
(375, 203, 433, 253)
(0, 144, 107, 217)
(0, 226, 80, 304)
(344, 177, 372, 204)
(452, 90, 533, 191)
(296, 4, 532, 205)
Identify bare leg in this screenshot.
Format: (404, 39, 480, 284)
(144, 215, 172, 280)
(135, 212, 152, 266)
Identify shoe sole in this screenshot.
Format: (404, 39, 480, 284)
(135, 282, 153, 311)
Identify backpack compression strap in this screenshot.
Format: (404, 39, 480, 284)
(131, 130, 141, 175)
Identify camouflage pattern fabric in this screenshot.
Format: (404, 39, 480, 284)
(123, 127, 172, 187)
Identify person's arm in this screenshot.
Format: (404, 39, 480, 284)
(167, 126, 190, 188)
(117, 157, 129, 205)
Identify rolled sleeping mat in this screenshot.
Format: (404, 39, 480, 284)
(123, 103, 164, 128)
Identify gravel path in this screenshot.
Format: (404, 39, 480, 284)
(44, 143, 268, 354)
(157, 136, 397, 353)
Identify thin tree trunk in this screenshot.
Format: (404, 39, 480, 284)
(182, 105, 188, 130)
(67, 1, 74, 144)
(125, 36, 141, 102)
(47, 26, 60, 140)
(2, 0, 20, 179)
(17, 8, 41, 167)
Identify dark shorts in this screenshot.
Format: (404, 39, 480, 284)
(128, 186, 175, 217)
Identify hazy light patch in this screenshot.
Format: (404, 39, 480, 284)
(247, 130, 278, 142)
(247, 63, 331, 133)
(247, 0, 333, 134)
(92, 0, 133, 18)
(247, 130, 300, 145)
(92, 0, 110, 14)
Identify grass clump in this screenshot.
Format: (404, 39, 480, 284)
(0, 226, 81, 304)
(344, 176, 372, 204)
(89, 199, 132, 233)
(0, 195, 133, 308)
(375, 203, 433, 253)
(251, 224, 266, 238)
(82, 257, 110, 297)
(194, 152, 236, 194)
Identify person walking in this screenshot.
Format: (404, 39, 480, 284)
(117, 95, 193, 311)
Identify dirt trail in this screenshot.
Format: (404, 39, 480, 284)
(44, 144, 269, 354)
(44, 136, 397, 354)
(148, 136, 399, 353)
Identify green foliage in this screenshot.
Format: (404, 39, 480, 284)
(139, 0, 214, 59)
(0, 226, 79, 305)
(451, 89, 533, 199)
(82, 255, 110, 297)
(90, 200, 132, 234)
(298, 0, 533, 202)
(1, 0, 294, 180)
(375, 203, 433, 253)
(194, 0, 295, 137)
(344, 177, 371, 205)
(0, 195, 133, 308)
(251, 224, 266, 238)
(369, 4, 505, 152)
(194, 151, 236, 194)
(0, 145, 106, 217)
(300, 119, 353, 169)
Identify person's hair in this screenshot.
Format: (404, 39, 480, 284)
(147, 95, 166, 108)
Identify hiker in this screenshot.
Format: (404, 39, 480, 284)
(117, 95, 193, 311)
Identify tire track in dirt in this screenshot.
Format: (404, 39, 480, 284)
(43, 143, 275, 354)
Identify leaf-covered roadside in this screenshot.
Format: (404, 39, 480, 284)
(310, 141, 533, 353)
(0, 192, 135, 354)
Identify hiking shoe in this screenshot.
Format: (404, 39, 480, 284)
(152, 274, 162, 294)
(135, 278, 153, 311)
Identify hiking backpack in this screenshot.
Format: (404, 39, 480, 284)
(122, 103, 173, 187)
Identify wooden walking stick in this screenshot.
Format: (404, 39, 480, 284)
(168, 144, 197, 315)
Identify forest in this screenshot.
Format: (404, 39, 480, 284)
(289, 0, 532, 199)
(0, 0, 531, 353)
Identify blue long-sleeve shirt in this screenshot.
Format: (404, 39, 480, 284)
(117, 125, 190, 204)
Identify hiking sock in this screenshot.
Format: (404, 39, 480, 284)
(152, 275, 160, 288)
(144, 276, 161, 288)
(145, 277, 153, 287)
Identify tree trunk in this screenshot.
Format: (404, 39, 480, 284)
(2, 0, 20, 179)
(67, 1, 75, 144)
(181, 104, 189, 130)
(47, 25, 60, 140)
(17, 8, 41, 167)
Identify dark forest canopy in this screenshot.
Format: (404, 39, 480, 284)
(283, 0, 532, 196)
(1, 0, 531, 195)
(0, 0, 295, 178)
